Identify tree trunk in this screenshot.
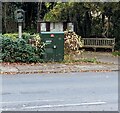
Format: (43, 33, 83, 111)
(37, 2, 42, 32)
(3, 3, 7, 33)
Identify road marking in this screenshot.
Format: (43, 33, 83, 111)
(21, 101, 107, 109)
(1, 101, 106, 111)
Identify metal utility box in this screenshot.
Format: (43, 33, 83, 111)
(40, 32, 64, 62)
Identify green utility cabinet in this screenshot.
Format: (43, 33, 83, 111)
(40, 32, 64, 62)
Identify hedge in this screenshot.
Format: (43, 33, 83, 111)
(1, 34, 45, 63)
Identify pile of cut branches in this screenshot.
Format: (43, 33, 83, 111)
(64, 31, 83, 55)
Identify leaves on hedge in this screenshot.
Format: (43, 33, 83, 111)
(1, 35, 44, 63)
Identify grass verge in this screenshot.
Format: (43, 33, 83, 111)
(62, 54, 98, 64)
(112, 51, 120, 56)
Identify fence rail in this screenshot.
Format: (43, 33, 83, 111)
(82, 38, 115, 52)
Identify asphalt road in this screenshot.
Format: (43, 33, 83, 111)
(1, 72, 118, 111)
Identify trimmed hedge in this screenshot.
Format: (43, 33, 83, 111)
(1, 34, 45, 63)
(2, 33, 39, 42)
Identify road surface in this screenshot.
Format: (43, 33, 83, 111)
(1, 72, 118, 111)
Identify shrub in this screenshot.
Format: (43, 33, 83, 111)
(2, 32, 40, 42)
(1, 35, 44, 63)
(112, 51, 120, 56)
(115, 40, 120, 51)
(3, 33, 18, 40)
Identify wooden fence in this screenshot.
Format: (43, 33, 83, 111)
(82, 38, 115, 52)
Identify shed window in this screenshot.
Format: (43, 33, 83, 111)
(53, 23, 55, 29)
(63, 22, 67, 31)
(46, 22, 50, 31)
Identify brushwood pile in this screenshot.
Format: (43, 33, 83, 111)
(64, 31, 83, 55)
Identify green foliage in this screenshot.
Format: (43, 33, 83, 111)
(112, 51, 120, 56)
(44, 2, 71, 22)
(80, 58, 97, 63)
(44, 2, 120, 40)
(111, 9, 120, 50)
(23, 28, 37, 35)
(63, 54, 98, 63)
(1, 35, 44, 63)
(115, 41, 120, 51)
(2, 2, 120, 50)
(3, 33, 18, 40)
(2, 33, 40, 43)
(3, 33, 31, 40)
(22, 32, 31, 42)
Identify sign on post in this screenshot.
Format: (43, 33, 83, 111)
(14, 9, 25, 38)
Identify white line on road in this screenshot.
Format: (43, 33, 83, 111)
(22, 101, 106, 109)
(2, 102, 106, 111)
(1, 101, 106, 111)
